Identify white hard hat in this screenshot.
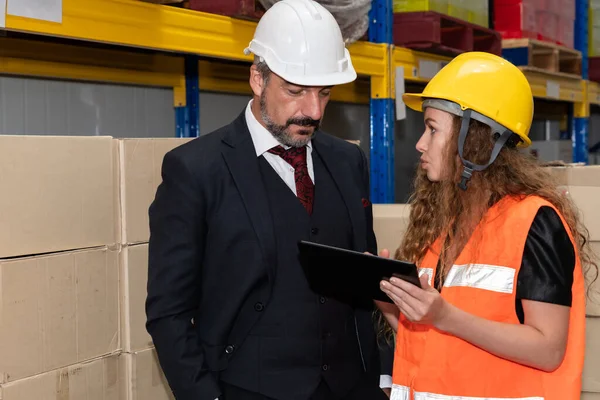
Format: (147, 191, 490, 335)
(244, 0, 357, 86)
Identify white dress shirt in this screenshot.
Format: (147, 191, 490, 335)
(245, 100, 315, 193)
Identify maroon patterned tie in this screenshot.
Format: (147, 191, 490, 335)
(268, 145, 314, 215)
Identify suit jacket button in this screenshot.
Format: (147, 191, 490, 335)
(225, 345, 235, 354)
(254, 302, 264, 312)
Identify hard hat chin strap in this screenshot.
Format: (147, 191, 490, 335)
(457, 109, 513, 190)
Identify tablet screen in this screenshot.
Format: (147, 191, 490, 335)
(297, 240, 420, 304)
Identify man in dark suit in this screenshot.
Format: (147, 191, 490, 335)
(145, 1, 391, 399)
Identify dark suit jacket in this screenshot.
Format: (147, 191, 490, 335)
(146, 112, 383, 400)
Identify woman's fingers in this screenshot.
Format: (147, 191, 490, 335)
(381, 281, 419, 319)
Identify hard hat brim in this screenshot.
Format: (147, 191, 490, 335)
(401, 92, 532, 148)
(402, 93, 426, 112)
(278, 69, 358, 87)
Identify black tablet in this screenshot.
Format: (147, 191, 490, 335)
(297, 240, 421, 304)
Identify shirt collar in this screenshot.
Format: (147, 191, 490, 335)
(245, 100, 312, 157)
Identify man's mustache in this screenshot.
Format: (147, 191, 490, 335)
(286, 117, 320, 128)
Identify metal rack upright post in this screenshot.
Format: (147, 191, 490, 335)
(368, 0, 395, 204)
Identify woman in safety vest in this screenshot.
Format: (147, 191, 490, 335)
(376, 51, 598, 400)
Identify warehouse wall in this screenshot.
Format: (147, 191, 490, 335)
(0, 76, 174, 137)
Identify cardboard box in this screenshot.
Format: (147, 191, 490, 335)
(586, 242, 600, 317)
(373, 204, 411, 255)
(121, 348, 174, 400)
(0, 353, 121, 400)
(583, 317, 600, 393)
(583, 392, 600, 399)
(547, 166, 600, 241)
(0, 247, 119, 383)
(121, 244, 153, 353)
(0, 136, 115, 258)
(117, 138, 193, 245)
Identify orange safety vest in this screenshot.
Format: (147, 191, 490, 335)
(391, 195, 586, 400)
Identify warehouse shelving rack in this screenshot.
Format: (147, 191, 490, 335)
(0, 0, 592, 202)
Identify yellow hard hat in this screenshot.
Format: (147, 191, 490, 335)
(403, 51, 534, 147)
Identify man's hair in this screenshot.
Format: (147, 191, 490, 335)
(254, 56, 271, 85)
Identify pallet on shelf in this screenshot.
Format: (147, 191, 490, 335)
(188, 0, 264, 20)
(502, 38, 582, 80)
(392, 11, 501, 57)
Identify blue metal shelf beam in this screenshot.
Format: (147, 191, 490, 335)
(177, 55, 201, 138)
(573, 0, 590, 163)
(368, 0, 395, 203)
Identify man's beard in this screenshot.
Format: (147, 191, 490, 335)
(260, 92, 321, 148)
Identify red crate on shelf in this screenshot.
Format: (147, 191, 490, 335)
(494, 1, 538, 40)
(188, 0, 265, 20)
(392, 12, 502, 56)
(493, 0, 541, 9)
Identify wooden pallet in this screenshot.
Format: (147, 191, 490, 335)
(502, 39, 582, 80)
(392, 12, 502, 57)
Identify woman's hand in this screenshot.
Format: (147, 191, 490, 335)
(380, 273, 450, 328)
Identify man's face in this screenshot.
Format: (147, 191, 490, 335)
(250, 66, 332, 147)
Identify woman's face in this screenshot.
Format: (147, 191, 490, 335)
(415, 107, 454, 182)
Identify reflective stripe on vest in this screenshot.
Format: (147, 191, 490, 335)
(390, 384, 545, 400)
(444, 263, 515, 293)
(420, 263, 515, 293)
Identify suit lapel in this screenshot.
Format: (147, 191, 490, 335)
(313, 134, 367, 251)
(221, 114, 277, 278)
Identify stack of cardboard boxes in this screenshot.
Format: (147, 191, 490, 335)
(0, 136, 121, 399)
(0, 136, 191, 399)
(549, 165, 600, 400)
(116, 139, 193, 400)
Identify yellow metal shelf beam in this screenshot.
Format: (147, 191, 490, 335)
(0, 37, 186, 106)
(5, 0, 386, 79)
(588, 81, 600, 106)
(523, 71, 584, 103)
(0, 34, 371, 107)
(393, 47, 586, 104)
(392, 47, 451, 85)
